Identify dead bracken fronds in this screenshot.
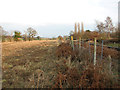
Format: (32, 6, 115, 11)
(2, 40, 119, 88)
(56, 42, 73, 59)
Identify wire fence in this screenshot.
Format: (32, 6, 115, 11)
(57, 36, 119, 75)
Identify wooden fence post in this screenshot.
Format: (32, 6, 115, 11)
(108, 55, 112, 74)
(94, 38, 96, 65)
(0, 36, 2, 90)
(79, 37, 81, 49)
(71, 36, 74, 50)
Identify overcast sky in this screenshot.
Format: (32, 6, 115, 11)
(0, 0, 119, 37)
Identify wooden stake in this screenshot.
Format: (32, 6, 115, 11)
(79, 37, 81, 49)
(71, 36, 74, 50)
(108, 55, 112, 74)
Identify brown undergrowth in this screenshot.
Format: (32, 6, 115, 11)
(56, 42, 118, 61)
(54, 42, 119, 88)
(52, 59, 119, 88)
(2, 40, 119, 88)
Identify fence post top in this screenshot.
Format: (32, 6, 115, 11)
(71, 36, 73, 41)
(94, 38, 97, 41)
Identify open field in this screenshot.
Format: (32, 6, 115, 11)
(2, 40, 60, 88)
(0, 0, 119, 88)
(2, 40, 119, 88)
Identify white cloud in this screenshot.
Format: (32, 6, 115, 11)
(0, 0, 118, 25)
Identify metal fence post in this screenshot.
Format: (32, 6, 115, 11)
(108, 55, 112, 74)
(79, 37, 81, 49)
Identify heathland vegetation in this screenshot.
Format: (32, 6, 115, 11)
(1, 16, 120, 88)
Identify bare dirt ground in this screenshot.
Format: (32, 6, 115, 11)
(2, 40, 60, 88)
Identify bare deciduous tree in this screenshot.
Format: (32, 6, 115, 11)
(0, 26, 8, 36)
(27, 27, 37, 41)
(23, 30, 28, 41)
(96, 17, 115, 39)
(0, 26, 8, 42)
(69, 30, 74, 36)
(104, 16, 114, 38)
(96, 22, 105, 33)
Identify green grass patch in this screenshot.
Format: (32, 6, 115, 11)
(106, 43, 120, 48)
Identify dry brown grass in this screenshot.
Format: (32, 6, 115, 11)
(2, 40, 57, 57)
(2, 40, 119, 88)
(2, 40, 59, 88)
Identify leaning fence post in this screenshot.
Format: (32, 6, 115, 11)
(101, 40, 104, 60)
(94, 38, 96, 65)
(79, 37, 81, 49)
(71, 36, 74, 50)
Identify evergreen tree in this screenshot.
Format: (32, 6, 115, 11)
(14, 31, 21, 41)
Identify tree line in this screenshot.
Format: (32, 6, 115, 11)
(0, 16, 119, 42)
(68, 16, 118, 40)
(0, 27, 40, 42)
